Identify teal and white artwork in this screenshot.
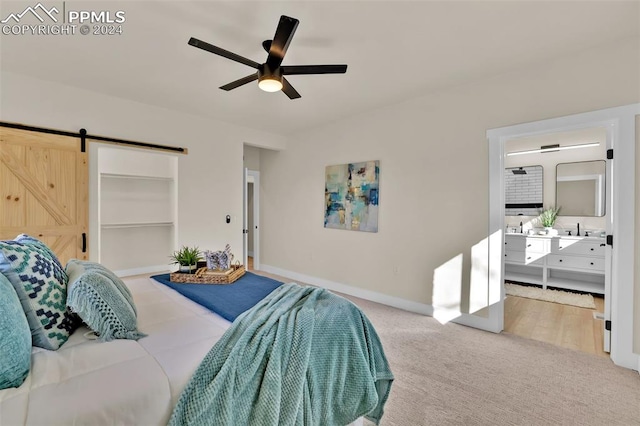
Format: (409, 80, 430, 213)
(324, 160, 379, 232)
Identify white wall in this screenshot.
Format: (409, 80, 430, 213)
(260, 37, 640, 320)
(0, 71, 286, 262)
(243, 145, 261, 171)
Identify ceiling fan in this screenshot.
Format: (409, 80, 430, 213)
(188, 15, 347, 99)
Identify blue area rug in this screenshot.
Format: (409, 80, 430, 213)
(150, 271, 283, 322)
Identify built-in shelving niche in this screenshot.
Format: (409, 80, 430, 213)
(98, 147, 178, 276)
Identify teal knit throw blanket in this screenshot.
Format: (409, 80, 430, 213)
(170, 283, 393, 426)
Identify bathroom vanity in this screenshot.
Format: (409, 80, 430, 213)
(504, 233, 606, 294)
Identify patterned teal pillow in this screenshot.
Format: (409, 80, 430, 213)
(66, 260, 145, 342)
(14, 234, 65, 272)
(0, 272, 32, 389)
(0, 236, 78, 350)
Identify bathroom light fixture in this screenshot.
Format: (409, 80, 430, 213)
(540, 144, 560, 153)
(506, 142, 600, 157)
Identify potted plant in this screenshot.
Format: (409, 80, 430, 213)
(169, 246, 202, 273)
(538, 206, 561, 235)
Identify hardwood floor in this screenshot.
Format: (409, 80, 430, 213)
(504, 294, 608, 358)
(249, 257, 608, 358)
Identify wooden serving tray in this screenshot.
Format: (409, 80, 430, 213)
(170, 266, 245, 284)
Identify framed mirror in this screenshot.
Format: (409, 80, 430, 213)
(556, 160, 605, 216)
(505, 165, 543, 216)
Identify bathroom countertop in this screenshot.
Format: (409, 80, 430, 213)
(505, 232, 605, 240)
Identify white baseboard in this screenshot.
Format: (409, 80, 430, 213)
(248, 251, 254, 257)
(261, 264, 506, 332)
(114, 264, 170, 278)
(261, 264, 433, 316)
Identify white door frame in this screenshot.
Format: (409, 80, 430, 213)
(247, 170, 260, 270)
(243, 168, 248, 268)
(487, 103, 639, 370)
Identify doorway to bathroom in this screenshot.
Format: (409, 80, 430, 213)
(488, 104, 639, 370)
(501, 127, 610, 357)
(500, 125, 611, 357)
(501, 127, 609, 356)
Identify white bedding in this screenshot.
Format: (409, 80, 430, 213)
(0, 275, 231, 425)
(0, 275, 365, 426)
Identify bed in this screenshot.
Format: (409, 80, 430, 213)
(0, 270, 390, 425)
(1, 274, 233, 424)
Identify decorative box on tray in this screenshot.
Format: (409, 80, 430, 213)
(170, 264, 245, 284)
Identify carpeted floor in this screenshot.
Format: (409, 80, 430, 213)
(341, 294, 640, 426)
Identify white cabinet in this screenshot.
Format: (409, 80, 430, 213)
(98, 148, 178, 275)
(504, 234, 606, 294)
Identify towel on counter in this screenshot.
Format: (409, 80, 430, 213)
(169, 283, 393, 426)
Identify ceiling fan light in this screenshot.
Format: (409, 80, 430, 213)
(258, 77, 283, 92)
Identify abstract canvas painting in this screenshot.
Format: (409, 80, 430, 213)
(325, 160, 379, 232)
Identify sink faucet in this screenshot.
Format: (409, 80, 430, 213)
(577, 223, 580, 236)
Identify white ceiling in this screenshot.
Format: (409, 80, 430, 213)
(1, 1, 638, 135)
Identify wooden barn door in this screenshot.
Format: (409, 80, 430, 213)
(0, 126, 88, 265)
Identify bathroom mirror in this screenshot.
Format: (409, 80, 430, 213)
(556, 160, 605, 216)
(505, 165, 543, 216)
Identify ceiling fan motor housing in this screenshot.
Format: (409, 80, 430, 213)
(258, 63, 283, 84)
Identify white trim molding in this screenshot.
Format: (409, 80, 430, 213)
(261, 264, 433, 316)
(261, 264, 509, 331)
(115, 264, 170, 278)
(248, 170, 260, 270)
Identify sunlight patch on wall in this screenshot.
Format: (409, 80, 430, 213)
(469, 237, 489, 315)
(488, 230, 503, 306)
(432, 253, 463, 324)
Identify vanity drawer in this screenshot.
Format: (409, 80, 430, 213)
(504, 250, 545, 265)
(551, 239, 605, 257)
(546, 254, 605, 272)
(504, 236, 547, 253)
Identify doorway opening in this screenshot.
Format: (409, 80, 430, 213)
(245, 170, 260, 271)
(488, 104, 638, 370)
(502, 127, 610, 357)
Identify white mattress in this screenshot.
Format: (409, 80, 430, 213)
(0, 275, 231, 425)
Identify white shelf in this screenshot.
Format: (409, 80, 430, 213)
(101, 222, 174, 229)
(100, 175, 174, 225)
(546, 277, 604, 295)
(505, 271, 544, 286)
(101, 173, 173, 181)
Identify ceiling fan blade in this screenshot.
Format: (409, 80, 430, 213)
(266, 15, 299, 69)
(220, 73, 259, 91)
(281, 77, 301, 99)
(188, 37, 260, 69)
(281, 65, 348, 75)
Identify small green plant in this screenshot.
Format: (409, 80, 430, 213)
(169, 246, 202, 266)
(538, 206, 561, 227)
